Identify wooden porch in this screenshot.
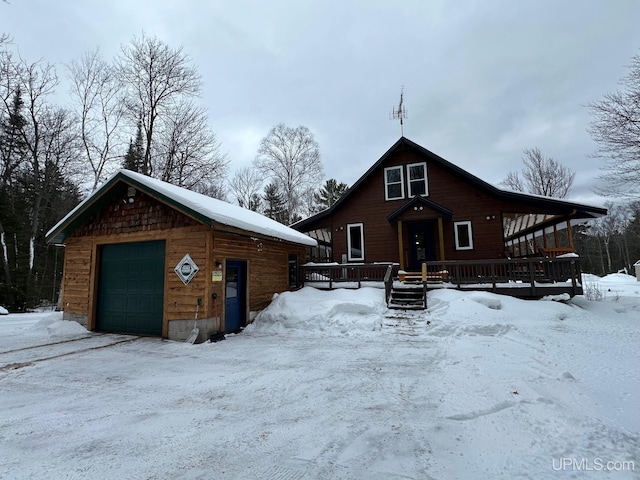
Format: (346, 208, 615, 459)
(301, 256, 584, 300)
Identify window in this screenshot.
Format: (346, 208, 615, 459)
(454, 221, 474, 250)
(288, 254, 298, 288)
(347, 223, 364, 261)
(407, 162, 428, 197)
(384, 166, 404, 200)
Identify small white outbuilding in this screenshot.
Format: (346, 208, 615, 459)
(634, 260, 640, 282)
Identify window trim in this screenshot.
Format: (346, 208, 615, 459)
(454, 220, 474, 250)
(384, 166, 405, 201)
(406, 161, 428, 197)
(347, 223, 365, 261)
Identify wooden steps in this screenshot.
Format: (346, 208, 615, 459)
(388, 284, 426, 310)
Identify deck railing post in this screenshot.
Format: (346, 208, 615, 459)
(491, 263, 496, 291)
(570, 259, 577, 295)
(529, 259, 536, 296)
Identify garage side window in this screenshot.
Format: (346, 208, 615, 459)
(454, 221, 473, 250)
(288, 254, 298, 288)
(347, 223, 364, 261)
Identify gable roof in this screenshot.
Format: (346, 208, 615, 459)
(292, 136, 607, 230)
(387, 196, 453, 223)
(46, 169, 317, 247)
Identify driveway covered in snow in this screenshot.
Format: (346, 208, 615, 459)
(1, 275, 639, 479)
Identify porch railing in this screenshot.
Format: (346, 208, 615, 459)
(302, 257, 582, 297)
(302, 263, 399, 289)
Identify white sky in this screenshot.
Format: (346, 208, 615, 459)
(2, 0, 639, 206)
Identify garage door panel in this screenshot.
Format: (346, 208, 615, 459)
(97, 240, 165, 336)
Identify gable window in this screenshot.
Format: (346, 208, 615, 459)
(384, 166, 404, 201)
(454, 221, 474, 250)
(347, 223, 365, 261)
(407, 162, 428, 197)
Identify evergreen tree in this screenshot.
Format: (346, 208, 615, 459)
(0, 87, 29, 308)
(122, 119, 144, 172)
(313, 178, 348, 212)
(263, 183, 288, 224)
(0, 87, 28, 185)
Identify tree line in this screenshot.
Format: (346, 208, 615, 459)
(1, 26, 638, 310)
(0, 33, 346, 311)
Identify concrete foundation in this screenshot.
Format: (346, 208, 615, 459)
(168, 316, 221, 343)
(63, 312, 89, 328)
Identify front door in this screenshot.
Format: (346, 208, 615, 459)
(225, 260, 246, 333)
(408, 222, 436, 270)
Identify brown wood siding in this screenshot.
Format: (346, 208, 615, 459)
(61, 186, 306, 336)
(327, 149, 528, 263)
(60, 237, 92, 316)
(213, 232, 306, 316)
(74, 187, 200, 238)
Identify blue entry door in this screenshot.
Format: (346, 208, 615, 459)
(225, 260, 246, 332)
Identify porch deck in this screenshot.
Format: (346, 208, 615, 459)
(301, 256, 583, 299)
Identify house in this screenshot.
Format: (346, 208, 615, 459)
(46, 170, 316, 342)
(293, 137, 606, 296)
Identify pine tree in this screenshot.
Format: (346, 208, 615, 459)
(0, 87, 29, 308)
(122, 119, 144, 172)
(313, 178, 348, 212)
(263, 183, 288, 224)
(0, 87, 28, 185)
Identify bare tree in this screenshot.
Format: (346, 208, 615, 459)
(254, 123, 324, 224)
(588, 53, 640, 199)
(229, 166, 263, 210)
(501, 147, 575, 198)
(117, 32, 202, 176)
(156, 100, 228, 193)
(588, 202, 628, 273)
(68, 48, 125, 191)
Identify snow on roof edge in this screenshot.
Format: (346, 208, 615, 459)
(47, 170, 317, 247)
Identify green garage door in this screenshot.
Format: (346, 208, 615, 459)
(96, 240, 165, 335)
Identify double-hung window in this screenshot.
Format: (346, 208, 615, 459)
(454, 221, 474, 250)
(407, 162, 428, 197)
(347, 223, 364, 261)
(384, 166, 404, 200)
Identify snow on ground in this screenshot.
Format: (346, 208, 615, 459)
(0, 275, 639, 479)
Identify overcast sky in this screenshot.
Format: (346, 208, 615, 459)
(2, 0, 639, 206)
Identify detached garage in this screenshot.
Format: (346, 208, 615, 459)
(46, 170, 316, 342)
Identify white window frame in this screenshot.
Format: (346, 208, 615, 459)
(384, 166, 405, 201)
(347, 223, 365, 261)
(406, 162, 428, 197)
(454, 220, 474, 250)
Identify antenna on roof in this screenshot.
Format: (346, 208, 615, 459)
(390, 86, 407, 136)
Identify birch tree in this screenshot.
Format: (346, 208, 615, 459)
(254, 124, 324, 225)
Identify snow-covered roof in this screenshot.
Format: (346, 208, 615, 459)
(46, 169, 317, 247)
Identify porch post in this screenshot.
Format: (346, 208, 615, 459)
(553, 224, 559, 248)
(397, 220, 404, 270)
(437, 217, 445, 260)
(566, 220, 574, 251)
